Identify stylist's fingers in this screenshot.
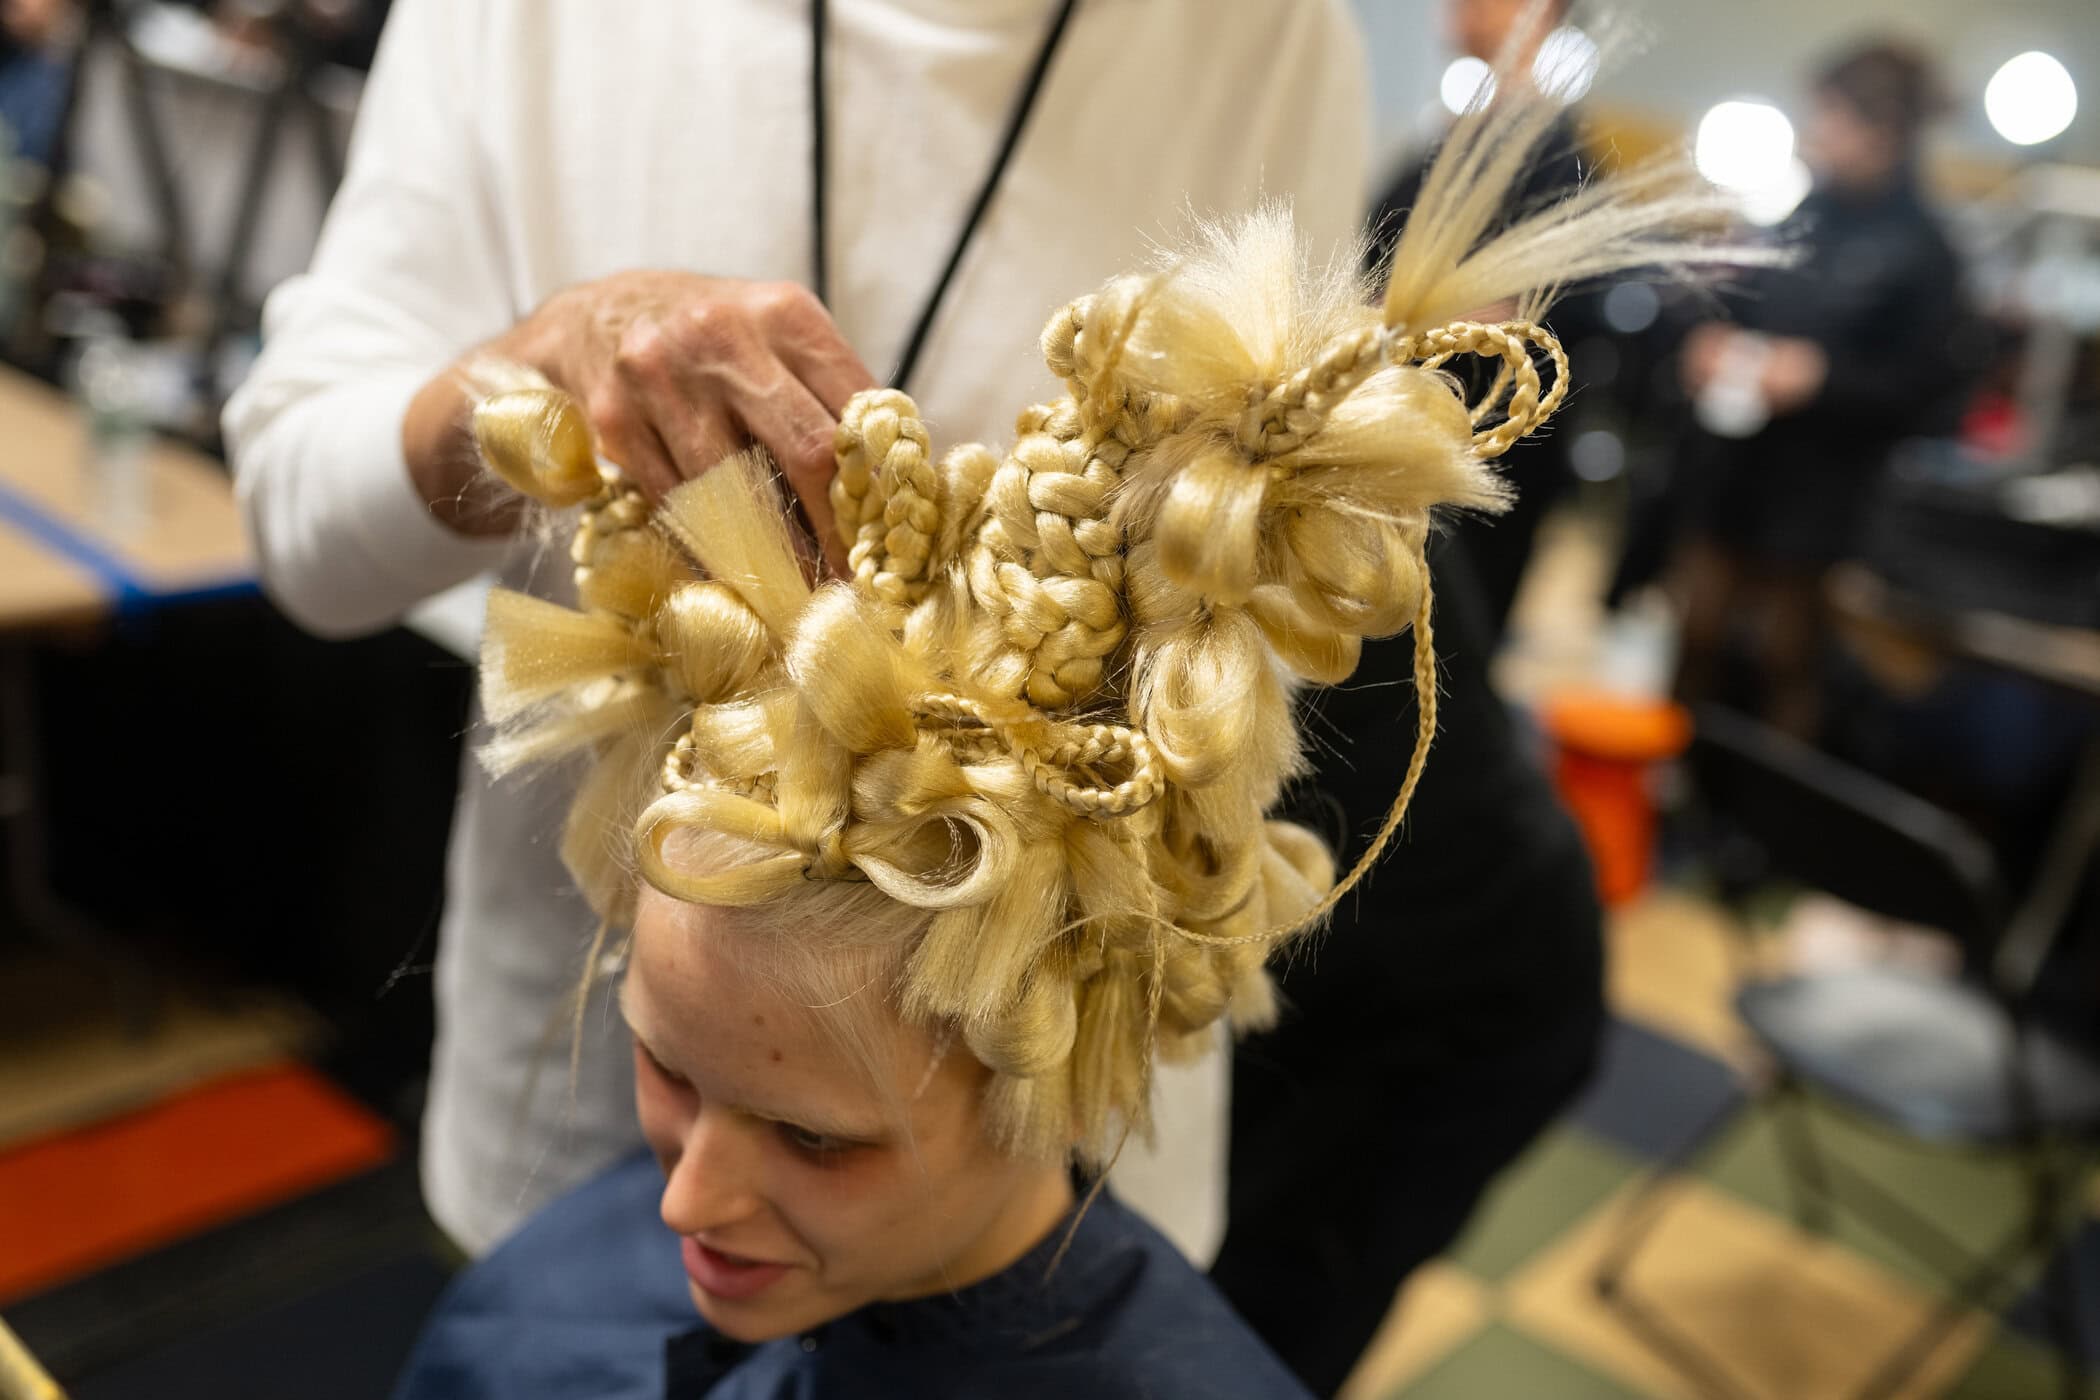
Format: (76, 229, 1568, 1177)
(600, 309, 719, 502)
(609, 302, 777, 506)
(753, 281, 879, 415)
(729, 374, 852, 577)
(653, 399, 745, 502)
(583, 387, 680, 502)
(753, 285, 874, 576)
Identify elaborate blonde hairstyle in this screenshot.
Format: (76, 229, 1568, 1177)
(471, 82, 1742, 1165)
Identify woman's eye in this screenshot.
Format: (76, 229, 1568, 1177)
(777, 1122, 848, 1157)
(639, 1042, 692, 1090)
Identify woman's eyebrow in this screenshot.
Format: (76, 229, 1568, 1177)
(743, 1102, 884, 1142)
(616, 978, 676, 1074)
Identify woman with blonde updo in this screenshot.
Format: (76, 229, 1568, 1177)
(392, 75, 1735, 1399)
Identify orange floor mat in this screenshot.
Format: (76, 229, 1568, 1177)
(0, 1062, 394, 1304)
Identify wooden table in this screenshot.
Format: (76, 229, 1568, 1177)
(1829, 564, 2100, 703)
(0, 531, 102, 634)
(0, 366, 252, 629)
(0, 365, 257, 1023)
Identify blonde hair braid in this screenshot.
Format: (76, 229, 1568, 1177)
(832, 390, 940, 615)
(1399, 319, 1570, 458)
(952, 275, 1203, 712)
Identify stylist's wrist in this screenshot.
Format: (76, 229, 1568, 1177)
(400, 305, 573, 538)
(403, 359, 520, 537)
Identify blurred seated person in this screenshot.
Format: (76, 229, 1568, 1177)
(1671, 39, 1976, 739)
(1365, 0, 1600, 638)
(0, 0, 72, 165)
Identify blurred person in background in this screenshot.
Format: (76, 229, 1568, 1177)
(0, 0, 71, 165)
(1218, 532, 1607, 1396)
(1671, 39, 1976, 740)
(207, 0, 393, 72)
(1214, 4, 1609, 1391)
(1365, 0, 1598, 638)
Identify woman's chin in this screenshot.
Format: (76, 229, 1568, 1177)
(688, 1282, 826, 1344)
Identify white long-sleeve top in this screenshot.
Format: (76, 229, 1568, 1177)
(225, 0, 1369, 1258)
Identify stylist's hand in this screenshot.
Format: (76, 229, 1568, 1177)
(1757, 336, 1828, 417)
(1678, 323, 1735, 396)
(406, 272, 876, 575)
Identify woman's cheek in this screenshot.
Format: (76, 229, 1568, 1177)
(765, 1144, 894, 1257)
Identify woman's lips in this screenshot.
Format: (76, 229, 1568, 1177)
(682, 1237, 792, 1300)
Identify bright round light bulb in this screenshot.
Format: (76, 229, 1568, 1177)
(1695, 100, 1797, 193)
(1986, 51, 2078, 147)
(1740, 157, 1814, 227)
(1441, 56, 1496, 116)
(1533, 26, 1600, 104)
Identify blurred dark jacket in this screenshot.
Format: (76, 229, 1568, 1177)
(1215, 533, 1604, 1396)
(1686, 171, 1973, 566)
(1213, 110, 1613, 1399)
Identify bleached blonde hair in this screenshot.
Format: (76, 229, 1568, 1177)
(471, 80, 1744, 1165)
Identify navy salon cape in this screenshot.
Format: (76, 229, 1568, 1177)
(395, 1150, 1312, 1399)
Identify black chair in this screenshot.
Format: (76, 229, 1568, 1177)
(1593, 703, 2100, 1400)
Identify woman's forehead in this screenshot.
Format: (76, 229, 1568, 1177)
(629, 898, 837, 1056)
(625, 892, 946, 1132)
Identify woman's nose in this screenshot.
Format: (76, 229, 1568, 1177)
(659, 1105, 767, 1238)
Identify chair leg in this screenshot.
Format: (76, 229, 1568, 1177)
(1593, 1079, 1752, 1295)
(1849, 1228, 2036, 1400)
(1851, 1142, 2083, 1400)
(1807, 1139, 1994, 1282)
(2043, 1243, 2090, 1400)
(2036, 1149, 2094, 1400)
(1592, 1080, 1757, 1400)
(1769, 1073, 1835, 1236)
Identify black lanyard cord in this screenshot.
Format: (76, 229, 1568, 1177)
(810, 0, 1083, 394)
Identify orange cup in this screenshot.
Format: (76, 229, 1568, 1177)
(1541, 690, 1692, 907)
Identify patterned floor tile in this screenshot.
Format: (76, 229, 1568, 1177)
(1942, 1328, 2100, 1399)
(1697, 1094, 2033, 1295)
(1502, 1174, 1991, 1400)
(1340, 1261, 1494, 1400)
(1390, 1322, 1650, 1400)
(1447, 1128, 1642, 1283)
(1570, 1018, 1744, 1165)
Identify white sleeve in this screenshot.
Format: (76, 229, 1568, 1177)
(222, 0, 514, 639)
